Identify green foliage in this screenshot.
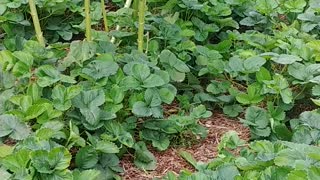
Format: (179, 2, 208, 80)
(133, 141, 157, 170)
(165, 132, 320, 180)
(142, 105, 212, 150)
(2, 0, 320, 178)
(0, 115, 30, 140)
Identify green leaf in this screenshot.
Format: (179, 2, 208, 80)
(0, 168, 11, 180)
(73, 89, 105, 109)
(0, 144, 14, 158)
(131, 63, 151, 82)
(155, 70, 170, 84)
(274, 149, 305, 168)
(308, 166, 320, 179)
(223, 105, 243, 118)
(105, 121, 135, 148)
(288, 170, 307, 180)
(72, 169, 101, 180)
(80, 106, 115, 130)
(82, 58, 119, 80)
(27, 83, 42, 102)
(67, 121, 86, 149)
(120, 76, 141, 90)
(133, 142, 157, 170)
(256, 67, 271, 83)
(160, 50, 190, 82)
(13, 51, 33, 66)
(25, 103, 49, 120)
(141, 130, 170, 151)
(99, 154, 123, 173)
(284, 0, 307, 13)
(311, 98, 320, 106)
(142, 74, 166, 88)
(76, 146, 98, 169)
(31, 147, 72, 173)
(2, 149, 30, 173)
(52, 85, 81, 111)
(271, 54, 302, 65)
(288, 63, 311, 83)
(244, 106, 269, 128)
(167, 67, 186, 82)
(0, 114, 30, 140)
(291, 126, 313, 144)
(243, 56, 266, 73)
(106, 85, 124, 104)
(173, 59, 190, 73)
(190, 105, 212, 119)
(159, 85, 177, 104)
(307, 40, 320, 52)
(256, 0, 278, 14)
(218, 131, 245, 152)
(95, 141, 119, 154)
(179, 151, 198, 169)
(236, 85, 264, 105)
(36, 65, 61, 87)
(160, 50, 178, 65)
(280, 88, 293, 104)
(63, 40, 96, 68)
(52, 85, 69, 111)
(217, 165, 240, 180)
(36, 170, 73, 180)
(309, 75, 320, 84)
(132, 101, 152, 117)
(251, 127, 271, 137)
(312, 85, 320, 96)
(299, 111, 320, 129)
(206, 80, 231, 95)
(274, 124, 292, 141)
(144, 88, 162, 107)
(10, 95, 32, 112)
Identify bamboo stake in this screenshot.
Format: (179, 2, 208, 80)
(28, 0, 45, 46)
(110, 0, 133, 43)
(137, 0, 146, 52)
(133, 0, 139, 18)
(101, 0, 109, 32)
(85, 0, 92, 41)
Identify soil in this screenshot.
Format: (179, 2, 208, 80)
(120, 112, 250, 180)
(3, 138, 17, 146)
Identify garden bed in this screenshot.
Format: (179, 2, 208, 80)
(120, 113, 250, 179)
(3, 0, 320, 179)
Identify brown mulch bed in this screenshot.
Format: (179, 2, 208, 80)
(120, 112, 250, 180)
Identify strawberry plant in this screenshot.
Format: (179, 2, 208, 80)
(1, 0, 320, 179)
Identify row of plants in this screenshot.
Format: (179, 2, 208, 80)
(163, 131, 320, 179)
(1, 0, 320, 179)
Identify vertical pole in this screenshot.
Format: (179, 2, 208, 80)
(137, 0, 146, 52)
(85, 0, 92, 41)
(101, 0, 109, 32)
(28, 0, 45, 46)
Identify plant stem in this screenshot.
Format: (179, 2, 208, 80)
(138, 0, 146, 52)
(85, 0, 92, 41)
(133, 0, 139, 18)
(28, 0, 45, 46)
(101, 0, 109, 32)
(110, 0, 133, 43)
